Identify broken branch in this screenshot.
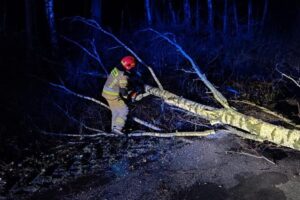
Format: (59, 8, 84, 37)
(61, 36, 107, 75)
(49, 82, 109, 109)
(67, 16, 163, 90)
(145, 28, 230, 108)
(128, 130, 216, 137)
(230, 100, 300, 128)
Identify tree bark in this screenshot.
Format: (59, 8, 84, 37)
(91, 0, 102, 25)
(247, 0, 253, 36)
(207, 0, 214, 35)
(195, 0, 201, 32)
(168, 0, 177, 25)
(145, 85, 300, 151)
(233, 0, 239, 35)
(44, 0, 58, 51)
(145, 0, 152, 26)
(184, 0, 191, 26)
(261, 0, 268, 29)
(223, 0, 228, 35)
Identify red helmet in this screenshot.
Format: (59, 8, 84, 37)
(121, 56, 136, 70)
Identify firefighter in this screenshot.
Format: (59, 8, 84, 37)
(102, 56, 139, 135)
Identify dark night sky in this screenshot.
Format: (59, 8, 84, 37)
(1, 0, 300, 35)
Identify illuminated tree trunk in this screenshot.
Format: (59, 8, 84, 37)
(247, 0, 253, 36)
(184, 0, 191, 25)
(223, 0, 228, 35)
(145, 85, 300, 151)
(261, 0, 269, 29)
(145, 0, 152, 26)
(91, 0, 102, 25)
(195, 0, 201, 31)
(168, 0, 177, 24)
(44, 0, 58, 51)
(207, 0, 214, 35)
(233, 0, 239, 34)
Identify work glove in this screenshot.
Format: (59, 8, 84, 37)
(129, 91, 138, 103)
(135, 93, 150, 101)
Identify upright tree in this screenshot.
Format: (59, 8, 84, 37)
(261, 0, 269, 29)
(195, 0, 201, 31)
(145, 0, 152, 26)
(247, 0, 253, 36)
(91, 0, 102, 25)
(44, 0, 58, 51)
(183, 0, 191, 26)
(223, 0, 228, 35)
(168, 0, 177, 24)
(233, 0, 239, 34)
(207, 0, 214, 35)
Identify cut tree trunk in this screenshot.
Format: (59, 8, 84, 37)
(145, 85, 300, 151)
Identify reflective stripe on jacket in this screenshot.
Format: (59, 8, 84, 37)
(102, 67, 128, 97)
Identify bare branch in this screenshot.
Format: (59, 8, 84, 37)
(53, 103, 106, 133)
(276, 68, 300, 88)
(128, 130, 216, 137)
(40, 129, 216, 138)
(144, 28, 230, 108)
(61, 35, 108, 75)
(40, 129, 114, 138)
(230, 100, 300, 128)
(226, 150, 275, 165)
(65, 16, 163, 90)
(223, 126, 264, 143)
(133, 117, 162, 131)
(49, 82, 109, 109)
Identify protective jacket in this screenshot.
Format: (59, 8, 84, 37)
(102, 66, 128, 99)
(102, 66, 129, 133)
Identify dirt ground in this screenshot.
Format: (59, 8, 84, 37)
(29, 132, 300, 200)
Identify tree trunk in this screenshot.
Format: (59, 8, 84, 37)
(195, 0, 201, 32)
(233, 0, 239, 34)
(184, 0, 191, 26)
(261, 0, 269, 29)
(247, 0, 253, 36)
(145, 85, 300, 151)
(145, 0, 152, 26)
(168, 0, 177, 24)
(223, 0, 228, 35)
(207, 0, 214, 35)
(91, 0, 101, 25)
(44, 0, 58, 51)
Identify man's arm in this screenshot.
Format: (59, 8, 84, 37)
(119, 74, 129, 98)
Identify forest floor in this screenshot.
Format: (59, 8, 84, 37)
(28, 132, 300, 200)
(1, 96, 300, 200)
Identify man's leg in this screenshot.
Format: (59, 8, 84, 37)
(114, 99, 128, 133)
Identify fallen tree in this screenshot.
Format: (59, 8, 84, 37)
(46, 18, 300, 151)
(144, 85, 300, 150)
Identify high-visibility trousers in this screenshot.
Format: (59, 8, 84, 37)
(103, 95, 128, 131)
